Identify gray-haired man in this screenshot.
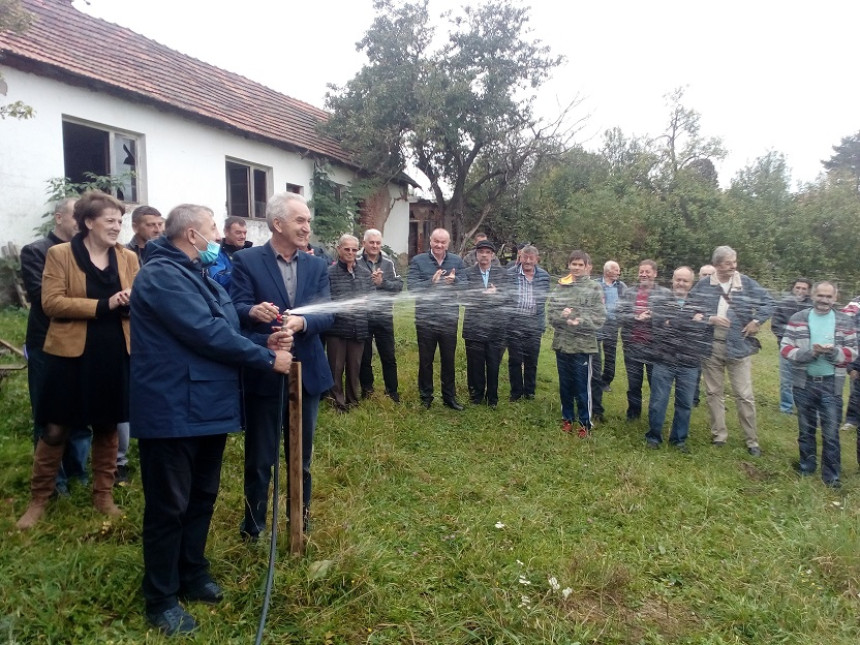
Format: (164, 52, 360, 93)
(357, 228, 402, 402)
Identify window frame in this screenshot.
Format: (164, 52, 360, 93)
(226, 158, 272, 219)
(61, 116, 145, 204)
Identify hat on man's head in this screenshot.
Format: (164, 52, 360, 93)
(474, 239, 496, 253)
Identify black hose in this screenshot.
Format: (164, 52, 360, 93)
(254, 371, 286, 645)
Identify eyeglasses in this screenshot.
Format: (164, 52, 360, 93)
(341, 248, 359, 253)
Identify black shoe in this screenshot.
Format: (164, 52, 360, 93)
(747, 446, 762, 457)
(387, 392, 400, 403)
(523, 394, 535, 400)
(180, 580, 223, 605)
(488, 403, 497, 410)
(114, 464, 129, 488)
(592, 414, 605, 424)
(361, 389, 374, 400)
(420, 398, 432, 409)
(674, 443, 691, 454)
(509, 395, 522, 402)
(646, 440, 660, 450)
(825, 479, 842, 489)
(444, 399, 465, 411)
(147, 606, 198, 636)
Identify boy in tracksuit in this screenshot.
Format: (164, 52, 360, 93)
(546, 250, 606, 437)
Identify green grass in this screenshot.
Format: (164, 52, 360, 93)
(1, 304, 859, 644)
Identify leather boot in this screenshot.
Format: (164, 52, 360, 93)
(91, 430, 121, 517)
(16, 439, 65, 530)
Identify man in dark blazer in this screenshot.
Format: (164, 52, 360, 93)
(407, 228, 466, 410)
(461, 240, 511, 408)
(20, 197, 91, 495)
(230, 192, 334, 539)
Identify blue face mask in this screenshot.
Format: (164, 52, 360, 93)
(193, 230, 220, 266)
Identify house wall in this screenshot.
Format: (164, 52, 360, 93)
(0, 67, 409, 253)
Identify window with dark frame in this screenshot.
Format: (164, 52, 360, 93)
(62, 119, 140, 202)
(226, 159, 271, 218)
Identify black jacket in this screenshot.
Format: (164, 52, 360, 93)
(21, 231, 64, 351)
(651, 293, 710, 367)
(357, 251, 402, 326)
(327, 260, 371, 340)
(771, 294, 812, 345)
(407, 250, 465, 329)
(461, 264, 511, 342)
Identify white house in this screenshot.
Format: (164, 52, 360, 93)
(0, 0, 411, 252)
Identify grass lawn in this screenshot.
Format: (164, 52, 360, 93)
(1, 303, 859, 644)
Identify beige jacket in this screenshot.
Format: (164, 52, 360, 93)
(42, 242, 139, 357)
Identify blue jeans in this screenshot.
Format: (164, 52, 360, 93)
(778, 353, 794, 413)
(647, 363, 698, 445)
(794, 379, 841, 484)
(556, 352, 593, 428)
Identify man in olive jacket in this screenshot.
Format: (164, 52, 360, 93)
(546, 250, 606, 436)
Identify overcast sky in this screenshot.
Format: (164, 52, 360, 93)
(75, 0, 858, 189)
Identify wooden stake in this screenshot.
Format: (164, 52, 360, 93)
(288, 361, 304, 554)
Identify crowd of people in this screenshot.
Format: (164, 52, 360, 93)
(14, 191, 860, 636)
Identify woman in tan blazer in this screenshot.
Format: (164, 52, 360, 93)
(17, 191, 140, 530)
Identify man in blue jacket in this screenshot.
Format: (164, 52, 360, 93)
(407, 228, 466, 409)
(230, 192, 334, 540)
(207, 215, 252, 288)
(689, 245, 773, 456)
(130, 204, 292, 636)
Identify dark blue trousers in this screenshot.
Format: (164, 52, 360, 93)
(556, 351, 593, 428)
(140, 433, 227, 613)
(242, 388, 320, 537)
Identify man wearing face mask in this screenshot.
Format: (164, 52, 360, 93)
(130, 204, 293, 635)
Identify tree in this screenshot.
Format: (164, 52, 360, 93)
(653, 87, 726, 190)
(0, 0, 34, 120)
(325, 0, 573, 249)
(308, 162, 357, 246)
(822, 131, 860, 192)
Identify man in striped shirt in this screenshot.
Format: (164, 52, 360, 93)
(506, 245, 550, 401)
(781, 281, 857, 488)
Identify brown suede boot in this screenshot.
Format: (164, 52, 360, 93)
(91, 431, 122, 517)
(16, 439, 65, 530)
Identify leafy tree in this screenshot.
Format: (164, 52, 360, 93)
(0, 0, 34, 120)
(325, 0, 571, 248)
(308, 162, 357, 246)
(38, 172, 132, 235)
(822, 131, 860, 191)
(782, 174, 860, 294)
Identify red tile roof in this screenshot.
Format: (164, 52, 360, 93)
(0, 0, 356, 167)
